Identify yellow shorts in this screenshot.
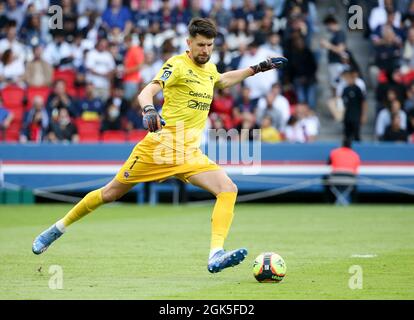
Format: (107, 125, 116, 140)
(115, 136, 221, 185)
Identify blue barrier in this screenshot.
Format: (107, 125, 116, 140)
(1, 142, 414, 198)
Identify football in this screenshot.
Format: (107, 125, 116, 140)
(253, 252, 287, 283)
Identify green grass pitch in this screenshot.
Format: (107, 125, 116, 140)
(0, 204, 413, 300)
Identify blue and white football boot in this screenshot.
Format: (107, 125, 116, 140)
(207, 248, 248, 273)
(32, 224, 63, 255)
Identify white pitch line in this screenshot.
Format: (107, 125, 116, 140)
(351, 254, 377, 258)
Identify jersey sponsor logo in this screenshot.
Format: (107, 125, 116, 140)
(185, 79, 201, 84)
(123, 171, 130, 179)
(186, 69, 198, 78)
(189, 91, 213, 100)
(160, 70, 172, 81)
(187, 99, 210, 111)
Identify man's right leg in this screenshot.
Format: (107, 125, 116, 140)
(32, 179, 134, 254)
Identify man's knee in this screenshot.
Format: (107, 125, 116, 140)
(218, 181, 238, 195)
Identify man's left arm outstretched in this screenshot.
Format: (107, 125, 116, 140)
(217, 57, 288, 89)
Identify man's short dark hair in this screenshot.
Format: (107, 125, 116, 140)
(323, 15, 338, 25)
(343, 138, 352, 149)
(188, 18, 217, 39)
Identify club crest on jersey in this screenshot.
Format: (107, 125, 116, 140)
(160, 70, 172, 81)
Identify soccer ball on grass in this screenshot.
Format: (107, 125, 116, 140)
(253, 252, 286, 283)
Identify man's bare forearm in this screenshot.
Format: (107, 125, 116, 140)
(138, 82, 162, 108)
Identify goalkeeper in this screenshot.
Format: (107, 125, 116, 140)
(32, 18, 287, 273)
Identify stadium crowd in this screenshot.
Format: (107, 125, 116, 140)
(0, 0, 413, 144)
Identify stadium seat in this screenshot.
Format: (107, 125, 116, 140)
(132, 183, 145, 204)
(149, 180, 180, 206)
(1, 85, 25, 108)
(75, 119, 101, 143)
(128, 130, 147, 142)
(101, 130, 127, 143)
(4, 119, 21, 142)
(26, 86, 51, 108)
(326, 174, 357, 206)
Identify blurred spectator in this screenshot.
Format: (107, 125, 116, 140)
(71, 31, 95, 70)
(239, 38, 278, 104)
(0, 2, 8, 32)
(125, 95, 144, 131)
(234, 86, 255, 114)
(60, 0, 78, 40)
(20, 95, 49, 143)
(210, 88, 235, 130)
(102, 0, 132, 34)
(0, 20, 25, 63)
(209, 0, 233, 30)
(123, 34, 145, 101)
(321, 15, 348, 93)
(101, 85, 129, 131)
(46, 80, 77, 118)
(402, 27, 414, 69)
(369, 0, 402, 33)
(342, 69, 368, 142)
(371, 10, 405, 46)
(226, 18, 253, 52)
(373, 26, 403, 72)
(5, 0, 25, 30)
(77, 0, 108, 16)
(42, 31, 73, 69)
(76, 82, 104, 121)
(109, 41, 124, 87)
(284, 103, 319, 143)
(20, 12, 46, 47)
(236, 111, 260, 141)
(263, 32, 284, 57)
(286, 36, 317, 109)
(0, 95, 13, 140)
(284, 4, 311, 47)
(296, 102, 319, 141)
(256, 83, 290, 132)
(284, 115, 304, 143)
(24, 45, 53, 87)
(402, 0, 414, 25)
(375, 70, 407, 109)
(0, 48, 25, 87)
(381, 112, 409, 142)
(47, 107, 79, 143)
(260, 115, 282, 143)
(140, 51, 163, 85)
(85, 38, 115, 101)
(404, 81, 414, 111)
(376, 99, 407, 138)
(328, 68, 367, 122)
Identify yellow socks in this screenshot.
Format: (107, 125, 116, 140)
(210, 192, 237, 252)
(59, 188, 104, 228)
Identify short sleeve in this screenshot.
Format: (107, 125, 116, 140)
(212, 64, 222, 87)
(152, 59, 180, 88)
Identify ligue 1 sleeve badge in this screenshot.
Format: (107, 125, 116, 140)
(160, 70, 172, 81)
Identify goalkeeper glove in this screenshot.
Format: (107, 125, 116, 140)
(250, 57, 288, 74)
(142, 105, 166, 132)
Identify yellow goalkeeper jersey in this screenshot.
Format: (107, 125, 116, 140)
(143, 51, 221, 156)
